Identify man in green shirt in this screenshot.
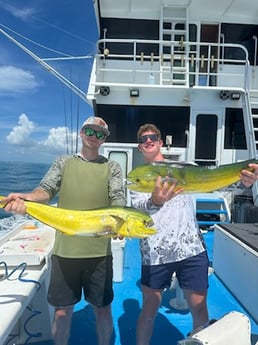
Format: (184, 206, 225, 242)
(3, 116, 126, 345)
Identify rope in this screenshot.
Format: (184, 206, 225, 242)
(0, 22, 96, 58)
(0, 261, 41, 291)
(23, 306, 43, 344)
(4, 305, 43, 345)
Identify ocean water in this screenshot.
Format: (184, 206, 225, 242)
(0, 161, 50, 222)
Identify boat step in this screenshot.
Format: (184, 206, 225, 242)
(196, 210, 228, 215)
(198, 220, 229, 225)
(194, 195, 231, 228)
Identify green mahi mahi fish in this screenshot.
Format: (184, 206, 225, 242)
(127, 159, 258, 193)
(0, 196, 156, 238)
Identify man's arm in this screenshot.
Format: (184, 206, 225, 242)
(1, 155, 69, 214)
(108, 160, 127, 207)
(2, 188, 51, 215)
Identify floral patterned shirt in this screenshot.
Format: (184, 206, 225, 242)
(130, 191, 206, 265)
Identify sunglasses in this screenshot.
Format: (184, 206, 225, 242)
(139, 134, 160, 144)
(84, 127, 106, 141)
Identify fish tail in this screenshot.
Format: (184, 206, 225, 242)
(0, 195, 7, 209)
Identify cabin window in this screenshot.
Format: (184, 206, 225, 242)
(195, 114, 217, 162)
(224, 108, 247, 149)
(107, 151, 128, 181)
(106, 150, 129, 202)
(99, 18, 159, 56)
(97, 104, 189, 146)
(221, 23, 258, 65)
(189, 24, 197, 42)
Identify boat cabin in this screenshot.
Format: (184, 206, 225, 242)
(88, 0, 258, 167)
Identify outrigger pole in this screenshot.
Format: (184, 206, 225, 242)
(0, 27, 91, 105)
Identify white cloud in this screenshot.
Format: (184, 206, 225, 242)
(41, 127, 79, 153)
(0, 3, 36, 21)
(0, 66, 39, 93)
(6, 113, 35, 146)
(6, 113, 79, 155)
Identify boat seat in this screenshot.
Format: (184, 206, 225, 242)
(0, 222, 55, 345)
(0, 261, 53, 345)
(178, 311, 251, 345)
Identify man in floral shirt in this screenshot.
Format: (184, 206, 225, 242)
(130, 123, 209, 345)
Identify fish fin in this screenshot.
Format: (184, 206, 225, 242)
(152, 161, 197, 168)
(116, 221, 128, 237)
(0, 195, 7, 209)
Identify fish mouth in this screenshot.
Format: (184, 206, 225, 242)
(125, 179, 137, 189)
(125, 183, 139, 191)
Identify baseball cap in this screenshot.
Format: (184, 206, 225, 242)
(81, 116, 110, 136)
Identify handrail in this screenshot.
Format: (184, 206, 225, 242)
(220, 33, 225, 67)
(95, 38, 250, 90)
(253, 35, 257, 71)
(97, 38, 249, 60)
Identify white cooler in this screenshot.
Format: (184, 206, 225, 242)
(111, 238, 126, 282)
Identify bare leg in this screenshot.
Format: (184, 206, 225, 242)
(136, 285, 163, 345)
(93, 304, 113, 345)
(52, 306, 74, 345)
(184, 289, 209, 331)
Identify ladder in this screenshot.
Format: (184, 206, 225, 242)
(159, 5, 189, 86)
(250, 89, 258, 151)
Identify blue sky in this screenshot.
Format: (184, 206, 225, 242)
(0, 0, 98, 163)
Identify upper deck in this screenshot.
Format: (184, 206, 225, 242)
(87, 0, 258, 166)
(94, 0, 258, 25)
(90, 0, 258, 95)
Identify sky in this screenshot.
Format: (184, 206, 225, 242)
(0, 0, 99, 163)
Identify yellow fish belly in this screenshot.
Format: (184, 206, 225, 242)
(0, 197, 156, 238)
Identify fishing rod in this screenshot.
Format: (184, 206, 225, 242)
(0, 27, 91, 105)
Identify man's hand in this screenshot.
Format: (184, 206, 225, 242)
(1, 193, 28, 214)
(240, 163, 258, 188)
(151, 176, 183, 206)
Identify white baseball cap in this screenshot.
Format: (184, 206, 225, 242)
(81, 116, 110, 136)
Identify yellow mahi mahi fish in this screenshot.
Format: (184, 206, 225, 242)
(0, 196, 156, 238)
(127, 159, 258, 193)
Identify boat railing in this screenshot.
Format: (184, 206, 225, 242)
(94, 38, 250, 91)
(252, 35, 257, 72)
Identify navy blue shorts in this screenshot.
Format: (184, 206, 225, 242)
(47, 255, 114, 308)
(141, 251, 209, 291)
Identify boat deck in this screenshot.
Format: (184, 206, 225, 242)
(218, 223, 258, 252)
(29, 231, 258, 345)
